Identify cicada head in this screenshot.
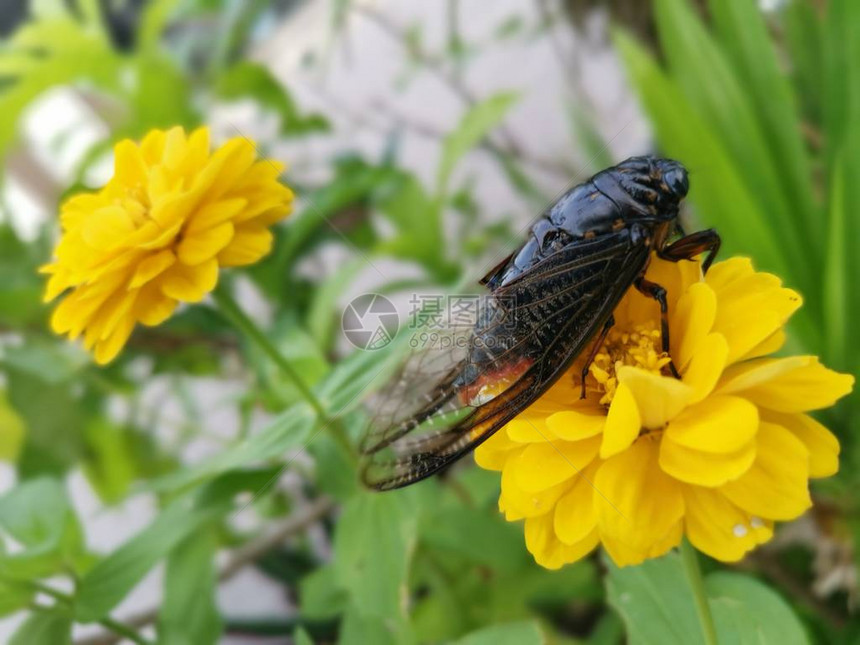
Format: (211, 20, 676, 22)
(602, 156, 689, 222)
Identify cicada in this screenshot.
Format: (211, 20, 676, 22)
(360, 156, 720, 491)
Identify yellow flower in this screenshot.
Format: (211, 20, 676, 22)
(475, 255, 854, 569)
(41, 127, 293, 364)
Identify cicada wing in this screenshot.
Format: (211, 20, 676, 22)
(359, 324, 476, 455)
(361, 230, 651, 490)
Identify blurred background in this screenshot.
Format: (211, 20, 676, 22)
(0, 0, 857, 643)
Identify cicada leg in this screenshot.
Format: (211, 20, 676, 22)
(658, 228, 722, 272)
(634, 277, 680, 379)
(579, 314, 615, 399)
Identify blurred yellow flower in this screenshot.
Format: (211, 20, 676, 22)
(41, 127, 293, 364)
(475, 256, 854, 568)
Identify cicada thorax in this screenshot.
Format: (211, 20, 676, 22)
(485, 156, 688, 291)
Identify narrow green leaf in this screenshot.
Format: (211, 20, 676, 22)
(614, 31, 792, 284)
(149, 404, 315, 492)
(706, 572, 809, 645)
(709, 0, 819, 253)
(158, 530, 223, 645)
(9, 610, 72, 645)
(437, 92, 520, 195)
(823, 157, 846, 368)
(653, 0, 809, 287)
(452, 621, 544, 645)
(0, 392, 25, 462)
(76, 497, 224, 621)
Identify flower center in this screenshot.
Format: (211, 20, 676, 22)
(587, 320, 672, 406)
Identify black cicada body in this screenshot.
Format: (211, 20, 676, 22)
(361, 156, 720, 491)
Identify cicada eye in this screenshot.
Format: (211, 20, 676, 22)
(663, 166, 689, 198)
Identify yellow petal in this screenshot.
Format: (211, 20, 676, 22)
(129, 250, 176, 289)
(512, 435, 601, 493)
(671, 282, 717, 370)
(720, 422, 812, 520)
(664, 395, 758, 453)
(546, 408, 606, 441)
(708, 264, 801, 364)
(718, 356, 854, 412)
(506, 415, 553, 443)
(525, 514, 599, 570)
(553, 462, 600, 545)
(473, 430, 519, 471)
(705, 257, 754, 292)
(177, 222, 235, 265)
(134, 285, 178, 327)
(600, 381, 640, 458)
(740, 328, 786, 361)
(500, 462, 568, 520)
(761, 411, 840, 478)
(81, 206, 136, 250)
(659, 435, 756, 487)
(683, 486, 773, 562)
(593, 438, 685, 556)
(617, 366, 693, 429)
(217, 227, 273, 267)
(159, 258, 219, 302)
(113, 139, 148, 187)
(93, 316, 135, 365)
(185, 198, 248, 234)
(681, 333, 728, 404)
(601, 518, 682, 568)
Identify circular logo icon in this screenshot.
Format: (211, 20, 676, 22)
(342, 293, 399, 350)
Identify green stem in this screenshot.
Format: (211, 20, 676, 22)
(28, 581, 150, 645)
(212, 285, 328, 419)
(680, 539, 718, 645)
(212, 284, 355, 460)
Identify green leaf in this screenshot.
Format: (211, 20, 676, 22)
(9, 610, 72, 645)
(437, 92, 520, 195)
(606, 552, 706, 645)
(0, 392, 26, 462)
(0, 579, 34, 617)
(607, 552, 809, 645)
(7, 365, 86, 476)
(823, 157, 847, 368)
(706, 572, 809, 645)
(306, 256, 365, 351)
(613, 31, 800, 296)
(0, 478, 84, 580)
(339, 606, 402, 645)
(158, 529, 223, 645)
(215, 62, 329, 136)
(419, 507, 528, 573)
(300, 564, 349, 620)
(75, 496, 224, 621)
(653, 0, 808, 272)
(150, 404, 316, 492)
(376, 174, 453, 279)
(295, 627, 315, 645)
(708, 0, 819, 254)
(332, 491, 417, 624)
(452, 621, 544, 645)
(1, 339, 89, 385)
